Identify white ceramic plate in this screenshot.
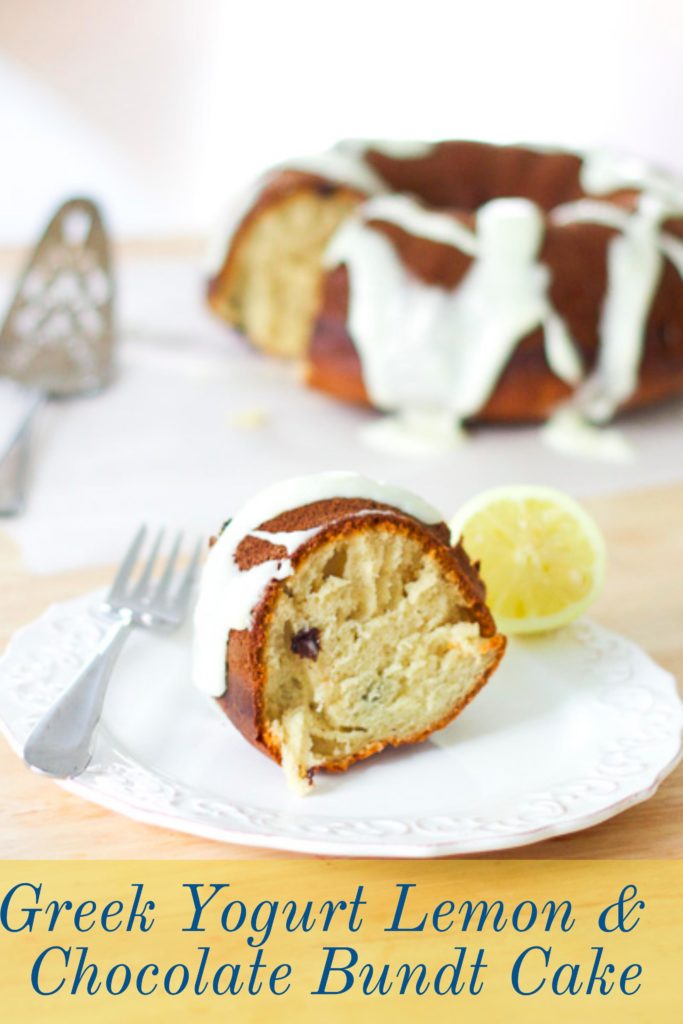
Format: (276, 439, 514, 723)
(0, 591, 681, 857)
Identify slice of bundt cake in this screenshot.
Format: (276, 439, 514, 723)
(192, 472, 506, 793)
(207, 170, 366, 358)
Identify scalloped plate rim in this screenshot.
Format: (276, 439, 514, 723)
(0, 592, 681, 858)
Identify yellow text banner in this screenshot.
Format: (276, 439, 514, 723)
(0, 859, 680, 1022)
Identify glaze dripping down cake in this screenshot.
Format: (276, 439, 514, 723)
(192, 472, 506, 792)
(208, 140, 683, 444)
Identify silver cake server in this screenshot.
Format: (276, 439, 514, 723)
(0, 197, 115, 515)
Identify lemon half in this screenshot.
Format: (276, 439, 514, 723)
(450, 485, 606, 635)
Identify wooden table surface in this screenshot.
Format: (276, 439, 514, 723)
(1, 483, 681, 860)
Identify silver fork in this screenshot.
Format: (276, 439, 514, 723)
(23, 525, 202, 778)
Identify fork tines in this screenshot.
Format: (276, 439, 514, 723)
(106, 526, 203, 626)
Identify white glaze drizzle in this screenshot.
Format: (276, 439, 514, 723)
(192, 472, 442, 697)
(551, 199, 631, 231)
(277, 147, 386, 195)
(540, 408, 634, 462)
(360, 410, 466, 458)
(205, 143, 387, 276)
(361, 193, 477, 254)
(248, 527, 321, 554)
(279, 139, 439, 194)
(210, 142, 683, 457)
(322, 149, 683, 453)
(576, 152, 683, 418)
(580, 149, 683, 205)
(325, 194, 582, 424)
(551, 191, 683, 422)
(587, 206, 663, 420)
(207, 141, 437, 276)
(543, 310, 584, 385)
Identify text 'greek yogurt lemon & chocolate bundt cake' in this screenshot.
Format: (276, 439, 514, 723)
(208, 140, 683, 441)
(192, 472, 506, 792)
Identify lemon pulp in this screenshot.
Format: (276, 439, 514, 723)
(449, 485, 606, 635)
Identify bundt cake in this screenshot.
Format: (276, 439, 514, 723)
(208, 140, 683, 444)
(192, 472, 506, 792)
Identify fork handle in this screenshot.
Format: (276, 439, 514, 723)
(23, 614, 132, 778)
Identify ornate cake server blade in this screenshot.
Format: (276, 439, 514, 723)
(0, 197, 115, 514)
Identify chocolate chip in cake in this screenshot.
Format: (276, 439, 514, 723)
(315, 182, 338, 198)
(291, 627, 321, 661)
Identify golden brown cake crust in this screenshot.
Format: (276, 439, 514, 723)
(216, 497, 505, 774)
